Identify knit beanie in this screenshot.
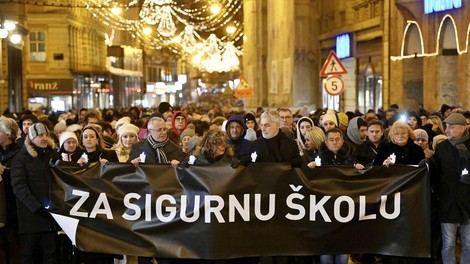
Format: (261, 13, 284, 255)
(322, 109, 338, 127)
(117, 123, 140, 137)
(54, 120, 67, 133)
(66, 124, 82, 132)
(337, 112, 349, 127)
(59, 131, 78, 148)
(243, 112, 256, 124)
(158, 102, 173, 114)
(115, 116, 131, 130)
(180, 126, 196, 142)
(413, 129, 429, 142)
(440, 104, 452, 116)
(28, 123, 49, 140)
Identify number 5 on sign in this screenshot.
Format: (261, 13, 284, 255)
(324, 75, 344, 96)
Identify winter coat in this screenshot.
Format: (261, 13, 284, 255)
(226, 115, 252, 161)
(373, 139, 425, 166)
(429, 138, 470, 223)
(190, 147, 235, 165)
(249, 130, 302, 164)
(128, 138, 184, 163)
(0, 142, 21, 227)
(353, 137, 386, 167)
(83, 148, 119, 163)
(52, 145, 85, 164)
(11, 137, 57, 233)
(319, 141, 357, 166)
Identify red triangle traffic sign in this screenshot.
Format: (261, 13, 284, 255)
(320, 50, 348, 77)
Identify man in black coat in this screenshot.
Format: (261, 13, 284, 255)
(249, 110, 302, 165)
(248, 110, 305, 264)
(353, 119, 386, 168)
(127, 117, 184, 264)
(128, 117, 184, 167)
(11, 122, 57, 264)
(429, 113, 470, 264)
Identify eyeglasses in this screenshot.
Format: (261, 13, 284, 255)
(175, 117, 186, 122)
(149, 127, 168, 133)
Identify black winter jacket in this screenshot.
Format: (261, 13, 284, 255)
(429, 138, 470, 223)
(11, 138, 56, 233)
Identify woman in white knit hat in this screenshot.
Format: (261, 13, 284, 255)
(55, 131, 84, 163)
(112, 123, 140, 162)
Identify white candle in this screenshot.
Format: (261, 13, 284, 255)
(390, 153, 396, 164)
(315, 156, 322, 166)
(463, 168, 468, 175)
(81, 153, 88, 163)
(251, 151, 258, 162)
(139, 152, 146, 163)
(188, 155, 196, 165)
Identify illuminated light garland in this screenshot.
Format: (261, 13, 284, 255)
(82, 0, 243, 71)
(391, 14, 469, 61)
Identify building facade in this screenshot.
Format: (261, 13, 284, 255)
(243, 0, 470, 113)
(0, 0, 145, 112)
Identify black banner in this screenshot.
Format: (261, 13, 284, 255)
(50, 162, 430, 259)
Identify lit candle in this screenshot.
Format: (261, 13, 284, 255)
(139, 152, 146, 163)
(315, 156, 322, 166)
(463, 168, 468, 175)
(81, 153, 88, 163)
(188, 155, 196, 165)
(251, 151, 258, 162)
(389, 153, 396, 164)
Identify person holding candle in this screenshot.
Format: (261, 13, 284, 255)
(429, 113, 470, 264)
(372, 121, 427, 263)
(78, 124, 119, 166)
(128, 117, 184, 167)
(112, 123, 140, 162)
(308, 128, 356, 169)
(373, 121, 425, 167)
(11, 123, 58, 263)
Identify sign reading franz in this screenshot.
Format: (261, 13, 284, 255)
(50, 162, 430, 259)
(27, 79, 73, 92)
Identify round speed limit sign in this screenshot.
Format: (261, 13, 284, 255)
(324, 75, 344, 96)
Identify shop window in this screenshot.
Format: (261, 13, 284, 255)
(29, 31, 46, 62)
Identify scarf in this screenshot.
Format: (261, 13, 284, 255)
(449, 130, 470, 160)
(148, 136, 169, 163)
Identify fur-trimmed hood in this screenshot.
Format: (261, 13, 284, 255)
(24, 136, 55, 157)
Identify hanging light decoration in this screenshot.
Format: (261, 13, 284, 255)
(84, 0, 244, 72)
(180, 25, 197, 53)
(139, 0, 161, 25)
(157, 5, 177, 37)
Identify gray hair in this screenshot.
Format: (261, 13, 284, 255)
(0, 116, 20, 141)
(260, 110, 280, 124)
(147, 117, 165, 129)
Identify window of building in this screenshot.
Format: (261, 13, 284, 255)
(29, 31, 46, 61)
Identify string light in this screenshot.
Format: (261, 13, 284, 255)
(83, 0, 243, 72)
(391, 14, 469, 61)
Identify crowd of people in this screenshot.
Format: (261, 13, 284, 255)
(0, 101, 469, 264)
